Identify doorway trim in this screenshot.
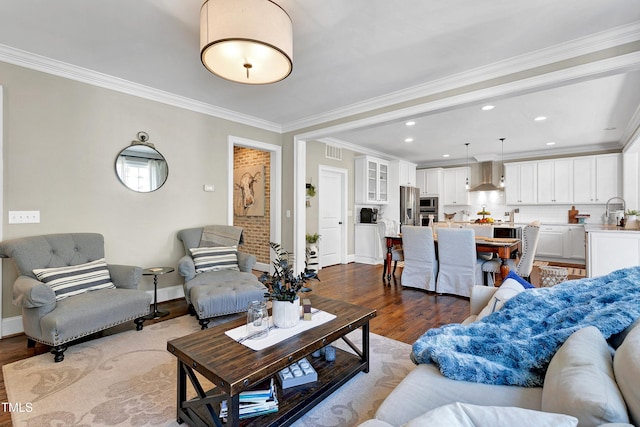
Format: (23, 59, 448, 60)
(318, 165, 348, 267)
(228, 136, 282, 272)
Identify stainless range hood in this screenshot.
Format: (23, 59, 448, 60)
(469, 162, 503, 192)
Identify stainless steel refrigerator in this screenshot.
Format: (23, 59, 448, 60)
(399, 186, 420, 227)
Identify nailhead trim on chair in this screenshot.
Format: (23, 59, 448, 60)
(32, 310, 151, 346)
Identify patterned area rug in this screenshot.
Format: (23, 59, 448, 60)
(4, 315, 414, 427)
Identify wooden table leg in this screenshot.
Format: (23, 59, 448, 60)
(385, 237, 393, 281)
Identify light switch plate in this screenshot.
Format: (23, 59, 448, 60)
(9, 211, 40, 224)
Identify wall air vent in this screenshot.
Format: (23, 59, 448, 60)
(325, 144, 342, 161)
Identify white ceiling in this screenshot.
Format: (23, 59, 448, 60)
(1, 0, 639, 166)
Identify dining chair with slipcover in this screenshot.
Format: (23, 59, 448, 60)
(435, 228, 485, 297)
(482, 224, 540, 285)
(0, 233, 151, 362)
(465, 224, 495, 261)
(400, 225, 438, 291)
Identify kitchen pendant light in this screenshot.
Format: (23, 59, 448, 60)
(499, 138, 506, 188)
(465, 143, 470, 190)
(200, 0, 293, 84)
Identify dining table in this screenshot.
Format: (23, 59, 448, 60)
(384, 233, 521, 283)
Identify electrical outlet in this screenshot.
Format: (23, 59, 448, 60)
(8, 211, 40, 224)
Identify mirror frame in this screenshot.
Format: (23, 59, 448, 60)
(115, 142, 168, 193)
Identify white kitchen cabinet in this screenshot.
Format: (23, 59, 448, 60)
(587, 230, 640, 277)
(505, 162, 537, 204)
(537, 159, 573, 204)
(354, 224, 383, 264)
(573, 154, 621, 204)
(355, 156, 389, 204)
(417, 168, 443, 196)
(442, 167, 470, 206)
(537, 224, 586, 261)
(397, 160, 417, 187)
(537, 225, 566, 258)
(565, 225, 586, 260)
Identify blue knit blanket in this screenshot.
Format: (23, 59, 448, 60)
(412, 266, 640, 387)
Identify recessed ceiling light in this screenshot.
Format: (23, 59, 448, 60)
(404, 137, 414, 143)
(481, 105, 494, 111)
(534, 116, 547, 121)
(546, 142, 556, 146)
(405, 121, 416, 126)
(442, 154, 450, 158)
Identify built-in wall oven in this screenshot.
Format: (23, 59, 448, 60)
(419, 196, 438, 226)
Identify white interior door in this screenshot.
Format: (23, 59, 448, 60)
(319, 166, 347, 268)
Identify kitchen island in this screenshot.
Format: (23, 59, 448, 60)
(585, 224, 640, 277)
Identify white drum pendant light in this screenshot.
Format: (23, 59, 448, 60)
(200, 0, 293, 84)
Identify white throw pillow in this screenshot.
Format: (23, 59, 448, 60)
(542, 326, 629, 426)
(476, 278, 526, 321)
(33, 258, 115, 301)
(190, 246, 239, 273)
(614, 320, 640, 426)
(402, 402, 578, 427)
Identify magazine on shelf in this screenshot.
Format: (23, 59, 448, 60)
(220, 378, 278, 420)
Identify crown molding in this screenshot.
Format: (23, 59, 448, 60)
(0, 44, 283, 133)
(283, 21, 640, 133)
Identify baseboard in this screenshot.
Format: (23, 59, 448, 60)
(2, 315, 24, 338)
(2, 284, 186, 338)
(254, 261, 269, 273)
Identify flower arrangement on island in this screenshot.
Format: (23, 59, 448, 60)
(259, 242, 318, 303)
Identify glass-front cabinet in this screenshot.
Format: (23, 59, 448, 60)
(356, 156, 389, 204)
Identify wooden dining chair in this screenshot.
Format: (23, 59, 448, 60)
(483, 224, 540, 285)
(435, 228, 485, 297)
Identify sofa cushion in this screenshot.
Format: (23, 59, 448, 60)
(33, 258, 115, 301)
(476, 278, 526, 321)
(403, 403, 578, 427)
(542, 326, 629, 427)
(190, 246, 239, 273)
(614, 319, 640, 426)
(374, 364, 542, 426)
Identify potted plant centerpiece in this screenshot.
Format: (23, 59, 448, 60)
(259, 242, 317, 328)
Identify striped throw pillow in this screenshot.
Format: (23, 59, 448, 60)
(190, 246, 239, 273)
(33, 258, 116, 301)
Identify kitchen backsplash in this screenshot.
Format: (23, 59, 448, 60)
(444, 191, 610, 224)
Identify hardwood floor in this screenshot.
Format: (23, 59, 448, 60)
(0, 261, 583, 426)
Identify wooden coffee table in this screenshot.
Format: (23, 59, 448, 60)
(167, 295, 377, 426)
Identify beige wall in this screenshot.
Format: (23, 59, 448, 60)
(0, 61, 283, 318)
(305, 140, 359, 255)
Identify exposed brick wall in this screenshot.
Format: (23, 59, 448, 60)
(234, 146, 270, 264)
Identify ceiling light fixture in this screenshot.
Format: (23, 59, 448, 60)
(404, 137, 414, 143)
(405, 121, 416, 126)
(465, 143, 470, 190)
(546, 141, 556, 146)
(534, 116, 547, 121)
(499, 138, 506, 188)
(200, 0, 293, 84)
(481, 105, 495, 111)
(443, 154, 450, 158)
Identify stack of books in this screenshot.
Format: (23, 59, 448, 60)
(220, 378, 278, 420)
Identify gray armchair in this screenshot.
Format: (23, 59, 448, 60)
(177, 226, 266, 329)
(0, 233, 152, 362)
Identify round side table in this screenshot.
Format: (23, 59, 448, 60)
(143, 267, 174, 319)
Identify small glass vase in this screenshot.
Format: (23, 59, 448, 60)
(246, 300, 269, 339)
(272, 297, 300, 328)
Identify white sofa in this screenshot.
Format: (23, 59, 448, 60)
(359, 285, 640, 427)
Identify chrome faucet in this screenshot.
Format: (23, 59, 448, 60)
(605, 197, 626, 223)
(504, 208, 519, 224)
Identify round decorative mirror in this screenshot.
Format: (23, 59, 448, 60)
(115, 132, 168, 192)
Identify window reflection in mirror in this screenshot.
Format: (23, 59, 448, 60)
(115, 144, 168, 192)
